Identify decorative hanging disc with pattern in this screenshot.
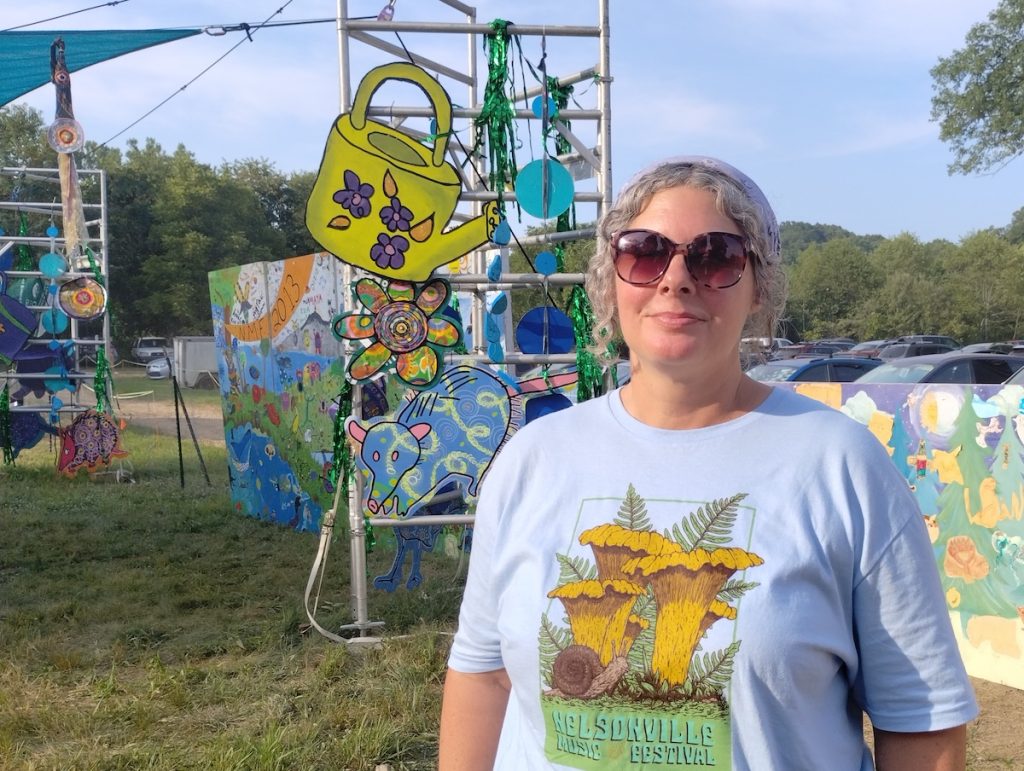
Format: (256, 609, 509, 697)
(58, 276, 106, 319)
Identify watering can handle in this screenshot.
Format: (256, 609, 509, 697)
(349, 62, 453, 169)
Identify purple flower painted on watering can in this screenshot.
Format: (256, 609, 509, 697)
(380, 196, 413, 232)
(370, 233, 409, 270)
(333, 170, 373, 218)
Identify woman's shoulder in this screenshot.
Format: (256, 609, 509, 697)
(758, 387, 891, 455)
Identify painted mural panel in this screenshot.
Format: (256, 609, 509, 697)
(209, 254, 346, 531)
(778, 381, 1024, 689)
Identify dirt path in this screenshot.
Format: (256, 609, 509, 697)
(118, 395, 225, 445)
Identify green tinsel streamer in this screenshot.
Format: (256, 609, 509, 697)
(328, 380, 376, 551)
(0, 383, 13, 465)
(473, 19, 520, 214)
(449, 294, 469, 355)
(544, 78, 603, 399)
(329, 380, 354, 500)
(93, 347, 112, 413)
(568, 286, 603, 402)
(15, 213, 34, 270)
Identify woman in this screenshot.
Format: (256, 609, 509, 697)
(439, 156, 976, 770)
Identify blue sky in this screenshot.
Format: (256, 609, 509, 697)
(6, 0, 1022, 243)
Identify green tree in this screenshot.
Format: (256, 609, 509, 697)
(779, 221, 884, 265)
(931, 0, 1024, 174)
(855, 234, 950, 339)
(786, 238, 883, 339)
(943, 230, 1024, 340)
(222, 159, 317, 256)
(1004, 206, 1024, 244)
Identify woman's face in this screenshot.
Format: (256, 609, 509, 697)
(614, 185, 759, 379)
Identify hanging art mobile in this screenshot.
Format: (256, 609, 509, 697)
(58, 276, 106, 320)
(0, 271, 36, 366)
(56, 409, 127, 477)
(332, 276, 462, 388)
(306, 62, 502, 281)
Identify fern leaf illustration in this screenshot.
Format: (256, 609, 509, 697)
(672, 493, 747, 551)
(717, 579, 760, 603)
(684, 641, 741, 698)
(556, 553, 597, 585)
(539, 612, 573, 687)
(614, 483, 653, 531)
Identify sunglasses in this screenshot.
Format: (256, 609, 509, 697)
(610, 229, 750, 288)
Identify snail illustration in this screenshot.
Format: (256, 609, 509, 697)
(548, 645, 629, 700)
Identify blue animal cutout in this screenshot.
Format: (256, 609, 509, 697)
(374, 481, 468, 592)
(346, 364, 577, 520)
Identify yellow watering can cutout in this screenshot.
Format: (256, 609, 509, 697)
(306, 62, 501, 282)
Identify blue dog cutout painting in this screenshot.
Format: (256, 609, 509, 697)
(346, 363, 578, 591)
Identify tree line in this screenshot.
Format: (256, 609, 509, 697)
(2, 102, 1023, 350)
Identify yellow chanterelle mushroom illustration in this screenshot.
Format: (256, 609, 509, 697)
(579, 523, 682, 581)
(622, 547, 763, 687)
(547, 579, 646, 665)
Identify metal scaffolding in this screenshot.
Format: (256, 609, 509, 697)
(0, 166, 112, 420)
(305, 0, 612, 643)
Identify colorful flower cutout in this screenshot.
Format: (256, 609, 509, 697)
(333, 277, 462, 388)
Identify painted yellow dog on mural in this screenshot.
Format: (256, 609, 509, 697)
(306, 62, 501, 282)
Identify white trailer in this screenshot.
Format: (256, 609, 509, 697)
(173, 336, 218, 388)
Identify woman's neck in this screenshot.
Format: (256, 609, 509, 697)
(619, 363, 771, 430)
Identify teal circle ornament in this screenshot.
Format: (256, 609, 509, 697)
(535, 251, 558, 276)
(46, 225, 59, 238)
(41, 307, 69, 334)
(39, 252, 67, 279)
(531, 96, 559, 121)
(515, 159, 575, 219)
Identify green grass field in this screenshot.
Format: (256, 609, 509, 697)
(0, 427, 465, 770)
(2, 408, 1021, 769)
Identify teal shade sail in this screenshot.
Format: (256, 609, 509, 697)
(0, 29, 202, 107)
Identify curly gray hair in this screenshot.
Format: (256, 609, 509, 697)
(585, 157, 787, 365)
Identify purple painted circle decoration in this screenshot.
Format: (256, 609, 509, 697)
(374, 301, 428, 353)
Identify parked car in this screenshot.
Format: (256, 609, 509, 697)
(146, 355, 173, 380)
(747, 356, 883, 383)
(811, 337, 857, 351)
(771, 343, 843, 360)
(894, 334, 961, 349)
(131, 336, 170, 363)
(959, 342, 1014, 354)
(847, 339, 893, 358)
(855, 353, 1024, 385)
(877, 342, 957, 360)
(1005, 367, 1024, 386)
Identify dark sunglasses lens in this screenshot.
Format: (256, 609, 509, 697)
(687, 233, 747, 288)
(614, 231, 671, 284)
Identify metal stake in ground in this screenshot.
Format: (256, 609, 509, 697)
(171, 374, 211, 487)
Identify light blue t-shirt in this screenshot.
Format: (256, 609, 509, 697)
(448, 387, 978, 770)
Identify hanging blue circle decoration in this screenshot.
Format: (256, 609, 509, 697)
(488, 291, 508, 315)
(46, 224, 59, 238)
(515, 159, 575, 219)
(531, 96, 559, 121)
(41, 307, 69, 334)
(487, 254, 503, 281)
(515, 306, 575, 354)
(534, 250, 558, 276)
(39, 252, 67, 279)
(525, 392, 572, 424)
(43, 365, 74, 394)
(487, 341, 505, 363)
